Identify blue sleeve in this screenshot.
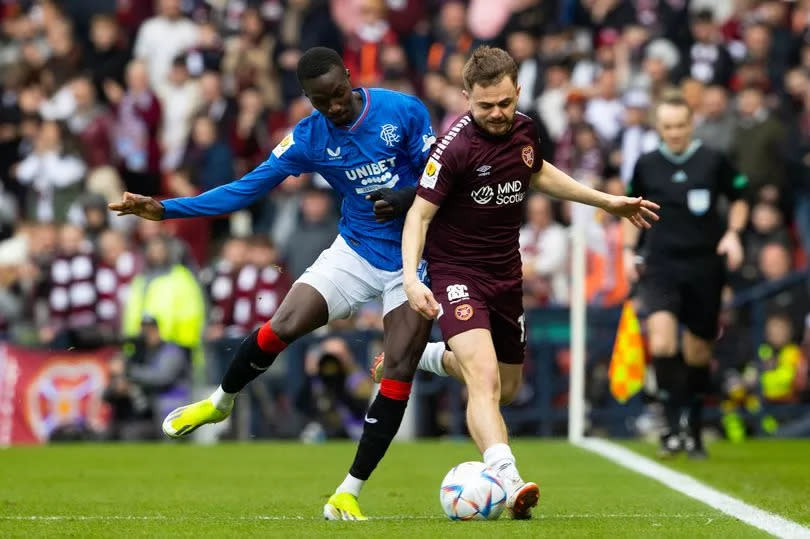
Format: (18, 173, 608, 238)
(404, 96, 435, 176)
(162, 127, 311, 219)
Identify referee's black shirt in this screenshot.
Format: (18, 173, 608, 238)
(628, 140, 748, 259)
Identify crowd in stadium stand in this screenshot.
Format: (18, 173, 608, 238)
(0, 0, 809, 440)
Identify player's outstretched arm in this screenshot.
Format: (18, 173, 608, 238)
(532, 161, 660, 229)
(109, 158, 293, 221)
(402, 196, 441, 319)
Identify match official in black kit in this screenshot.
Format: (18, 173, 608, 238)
(624, 94, 750, 459)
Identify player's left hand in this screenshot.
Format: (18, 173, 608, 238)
(717, 230, 744, 271)
(366, 187, 416, 223)
(605, 196, 660, 229)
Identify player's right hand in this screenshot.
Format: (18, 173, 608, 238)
(404, 279, 441, 319)
(108, 192, 165, 221)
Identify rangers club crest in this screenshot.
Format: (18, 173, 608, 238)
(380, 124, 400, 147)
(521, 145, 534, 168)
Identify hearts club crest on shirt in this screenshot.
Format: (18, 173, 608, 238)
(521, 145, 534, 168)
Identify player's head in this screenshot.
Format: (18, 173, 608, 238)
(655, 94, 693, 154)
(461, 46, 520, 136)
(297, 47, 355, 126)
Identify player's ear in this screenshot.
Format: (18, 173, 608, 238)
(462, 89, 469, 101)
(516, 85, 522, 100)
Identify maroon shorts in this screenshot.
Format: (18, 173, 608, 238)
(429, 269, 526, 364)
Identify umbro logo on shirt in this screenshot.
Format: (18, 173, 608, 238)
(327, 147, 342, 160)
(672, 170, 687, 183)
(476, 165, 491, 176)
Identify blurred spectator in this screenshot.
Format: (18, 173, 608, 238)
(680, 77, 705, 113)
(104, 315, 192, 440)
(570, 123, 605, 184)
(182, 115, 235, 193)
(197, 70, 237, 141)
(758, 242, 810, 338)
(341, 0, 398, 87)
(185, 20, 224, 76)
(122, 234, 206, 358)
(203, 236, 251, 343)
(14, 119, 86, 222)
(66, 75, 114, 168)
(40, 223, 97, 348)
(694, 85, 735, 154)
(107, 59, 162, 196)
(133, 0, 198, 90)
(722, 312, 805, 440)
(506, 30, 542, 114)
(553, 90, 587, 172)
(788, 87, 810, 259)
(297, 337, 373, 442)
(683, 9, 733, 86)
(0, 232, 27, 337)
(520, 193, 569, 306)
(379, 44, 415, 95)
(276, 0, 344, 105)
(739, 202, 792, 286)
(157, 56, 201, 171)
(640, 38, 680, 101)
(426, 0, 473, 73)
(618, 89, 657, 184)
(730, 86, 786, 199)
(221, 6, 281, 110)
(283, 187, 338, 280)
(0, 106, 23, 209)
(70, 192, 110, 248)
(537, 62, 572, 141)
(85, 14, 129, 102)
(585, 69, 624, 144)
(230, 87, 270, 176)
(95, 228, 140, 333)
(42, 16, 83, 101)
(739, 22, 785, 93)
(247, 235, 291, 329)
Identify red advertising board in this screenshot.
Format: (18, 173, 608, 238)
(0, 345, 114, 446)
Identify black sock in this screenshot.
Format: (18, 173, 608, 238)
(348, 394, 407, 480)
(654, 354, 687, 435)
(686, 364, 711, 438)
(221, 329, 278, 393)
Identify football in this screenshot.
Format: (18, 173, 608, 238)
(439, 461, 507, 521)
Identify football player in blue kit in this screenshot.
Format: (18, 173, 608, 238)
(110, 47, 440, 520)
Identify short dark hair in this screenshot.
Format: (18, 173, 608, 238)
(296, 47, 345, 84)
(461, 46, 518, 91)
(658, 91, 692, 116)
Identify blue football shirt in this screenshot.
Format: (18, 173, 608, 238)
(162, 88, 435, 271)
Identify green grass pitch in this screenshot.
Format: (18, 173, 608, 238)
(1, 439, 808, 537)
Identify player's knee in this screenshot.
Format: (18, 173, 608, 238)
(684, 344, 712, 366)
(465, 364, 500, 401)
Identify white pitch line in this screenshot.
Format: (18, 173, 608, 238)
(576, 437, 810, 539)
(0, 513, 721, 522)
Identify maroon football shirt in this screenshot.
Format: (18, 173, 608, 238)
(416, 112, 544, 280)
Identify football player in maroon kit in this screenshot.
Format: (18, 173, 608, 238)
(402, 46, 660, 519)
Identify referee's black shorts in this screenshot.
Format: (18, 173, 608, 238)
(635, 252, 725, 340)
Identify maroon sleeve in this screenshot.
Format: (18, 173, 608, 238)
(527, 118, 544, 174)
(416, 136, 466, 206)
